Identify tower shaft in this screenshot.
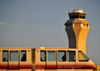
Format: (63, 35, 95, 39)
(65, 9, 90, 54)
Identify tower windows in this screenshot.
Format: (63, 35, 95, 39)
(69, 15, 85, 19)
(72, 24, 90, 28)
(70, 16, 75, 19)
(76, 15, 78, 18)
(80, 16, 85, 19)
(81, 24, 90, 28)
(66, 24, 73, 28)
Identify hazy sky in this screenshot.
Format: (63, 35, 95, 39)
(0, 0, 100, 64)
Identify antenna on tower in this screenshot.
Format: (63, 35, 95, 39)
(68, 6, 70, 13)
(75, 6, 76, 9)
(79, 6, 80, 9)
(85, 6, 86, 12)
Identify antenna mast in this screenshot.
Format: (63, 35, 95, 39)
(68, 6, 70, 13)
(85, 6, 86, 12)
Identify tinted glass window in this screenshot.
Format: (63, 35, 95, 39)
(67, 51, 76, 61)
(76, 15, 78, 18)
(21, 51, 26, 61)
(3, 50, 8, 61)
(48, 51, 55, 61)
(78, 51, 89, 61)
(10, 51, 18, 61)
(58, 51, 66, 61)
(66, 24, 73, 28)
(40, 51, 46, 61)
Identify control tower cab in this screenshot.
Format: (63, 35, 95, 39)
(65, 9, 90, 54)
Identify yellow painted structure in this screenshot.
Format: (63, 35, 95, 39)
(65, 9, 90, 54)
(94, 65, 100, 71)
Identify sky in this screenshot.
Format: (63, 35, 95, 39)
(0, 0, 100, 64)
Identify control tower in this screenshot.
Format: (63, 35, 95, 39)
(64, 9, 90, 54)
